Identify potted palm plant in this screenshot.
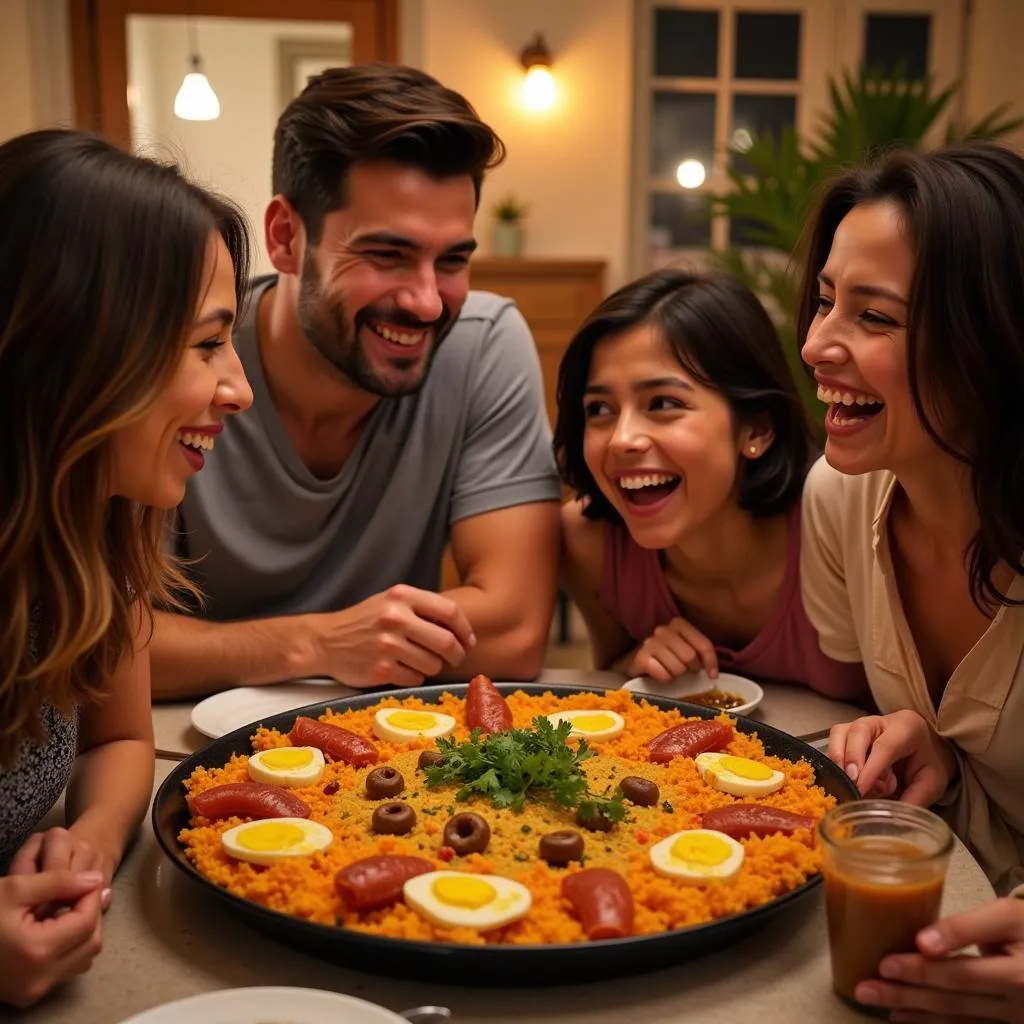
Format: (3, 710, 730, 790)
(492, 194, 528, 256)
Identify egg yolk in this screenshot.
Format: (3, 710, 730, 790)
(671, 833, 733, 867)
(259, 748, 314, 770)
(387, 711, 438, 732)
(571, 713, 616, 732)
(432, 876, 496, 909)
(236, 822, 307, 852)
(718, 755, 774, 780)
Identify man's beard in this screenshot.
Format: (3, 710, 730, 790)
(296, 256, 452, 397)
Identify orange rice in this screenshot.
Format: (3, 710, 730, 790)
(179, 689, 834, 945)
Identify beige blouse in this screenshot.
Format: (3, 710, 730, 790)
(801, 457, 1024, 895)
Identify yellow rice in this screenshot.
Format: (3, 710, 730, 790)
(179, 689, 833, 945)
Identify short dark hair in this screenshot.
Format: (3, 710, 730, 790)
(553, 269, 813, 524)
(272, 62, 505, 243)
(797, 142, 1024, 610)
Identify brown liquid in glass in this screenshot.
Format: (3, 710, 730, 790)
(825, 836, 945, 1008)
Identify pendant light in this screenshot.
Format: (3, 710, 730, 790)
(174, 19, 220, 121)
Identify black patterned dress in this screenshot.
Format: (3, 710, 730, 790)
(0, 604, 79, 872)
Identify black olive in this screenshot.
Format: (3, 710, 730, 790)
(576, 806, 614, 833)
(365, 766, 405, 800)
(371, 801, 416, 835)
(538, 830, 584, 866)
(417, 750, 446, 771)
(442, 812, 491, 855)
(619, 776, 660, 807)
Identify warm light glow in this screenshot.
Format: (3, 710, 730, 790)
(174, 71, 220, 121)
(731, 127, 753, 152)
(521, 65, 556, 111)
(676, 159, 706, 189)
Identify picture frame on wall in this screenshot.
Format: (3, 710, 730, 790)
(277, 37, 352, 109)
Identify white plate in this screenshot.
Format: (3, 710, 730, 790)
(117, 986, 407, 1024)
(623, 670, 764, 716)
(190, 679, 358, 739)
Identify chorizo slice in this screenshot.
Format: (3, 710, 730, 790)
(465, 675, 513, 734)
(701, 804, 815, 841)
(562, 867, 634, 940)
(646, 720, 734, 764)
(335, 855, 435, 912)
(290, 716, 378, 767)
(190, 781, 310, 820)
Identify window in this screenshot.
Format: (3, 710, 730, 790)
(632, 0, 964, 274)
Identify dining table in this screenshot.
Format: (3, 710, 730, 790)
(1, 669, 997, 1024)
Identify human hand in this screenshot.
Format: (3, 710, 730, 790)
(827, 710, 954, 806)
(8, 828, 113, 914)
(628, 617, 719, 683)
(853, 897, 1024, 1022)
(310, 585, 476, 687)
(0, 870, 105, 1009)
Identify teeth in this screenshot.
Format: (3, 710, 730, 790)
(175, 431, 215, 451)
(816, 385, 882, 407)
(619, 473, 678, 490)
(377, 325, 426, 346)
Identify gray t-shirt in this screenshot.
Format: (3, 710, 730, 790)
(177, 277, 561, 621)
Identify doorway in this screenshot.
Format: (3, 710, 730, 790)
(69, 0, 399, 147)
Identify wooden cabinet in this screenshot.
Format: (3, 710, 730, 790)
(440, 258, 606, 592)
(469, 258, 607, 428)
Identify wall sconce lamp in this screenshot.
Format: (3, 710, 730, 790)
(520, 33, 556, 111)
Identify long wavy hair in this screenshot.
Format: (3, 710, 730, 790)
(0, 129, 250, 764)
(796, 143, 1024, 610)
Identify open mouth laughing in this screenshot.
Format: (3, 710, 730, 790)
(816, 384, 885, 432)
(175, 425, 221, 471)
(616, 471, 682, 509)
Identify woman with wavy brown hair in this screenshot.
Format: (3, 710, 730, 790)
(800, 142, 1024, 1019)
(0, 129, 252, 1008)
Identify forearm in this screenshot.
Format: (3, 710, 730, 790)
(150, 610, 317, 699)
(65, 739, 154, 878)
(442, 584, 552, 680)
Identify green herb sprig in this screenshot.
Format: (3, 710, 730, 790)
(423, 716, 626, 823)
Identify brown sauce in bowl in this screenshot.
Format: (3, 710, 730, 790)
(682, 688, 745, 710)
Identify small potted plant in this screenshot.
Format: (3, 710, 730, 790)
(492, 194, 527, 256)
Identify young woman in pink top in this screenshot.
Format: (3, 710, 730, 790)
(553, 268, 866, 701)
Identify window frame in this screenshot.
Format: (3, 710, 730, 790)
(630, 0, 965, 276)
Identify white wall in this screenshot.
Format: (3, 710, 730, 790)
(406, 0, 634, 289)
(128, 15, 352, 274)
(3, 0, 1024, 288)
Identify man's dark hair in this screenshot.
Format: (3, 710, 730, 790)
(272, 62, 505, 243)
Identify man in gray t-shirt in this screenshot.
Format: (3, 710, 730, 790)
(151, 65, 561, 699)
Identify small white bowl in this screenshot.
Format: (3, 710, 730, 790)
(623, 671, 764, 716)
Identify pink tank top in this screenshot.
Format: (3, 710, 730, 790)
(600, 504, 867, 700)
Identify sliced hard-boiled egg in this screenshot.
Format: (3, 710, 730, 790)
(545, 709, 625, 742)
(247, 746, 325, 788)
(695, 752, 785, 797)
(403, 870, 532, 931)
(372, 708, 457, 744)
(649, 828, 745, 884)
(221, 817, 333, 866)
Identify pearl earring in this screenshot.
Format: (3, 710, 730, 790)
(748, 445, 757, 456)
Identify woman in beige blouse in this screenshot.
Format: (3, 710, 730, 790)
(799, 143, 1024, 1021)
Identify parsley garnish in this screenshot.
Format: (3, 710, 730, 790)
(424, 717, 626, 823)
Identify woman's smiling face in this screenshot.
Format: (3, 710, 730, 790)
(801, 199, 938, 477)
(582, 324, 755, 550)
